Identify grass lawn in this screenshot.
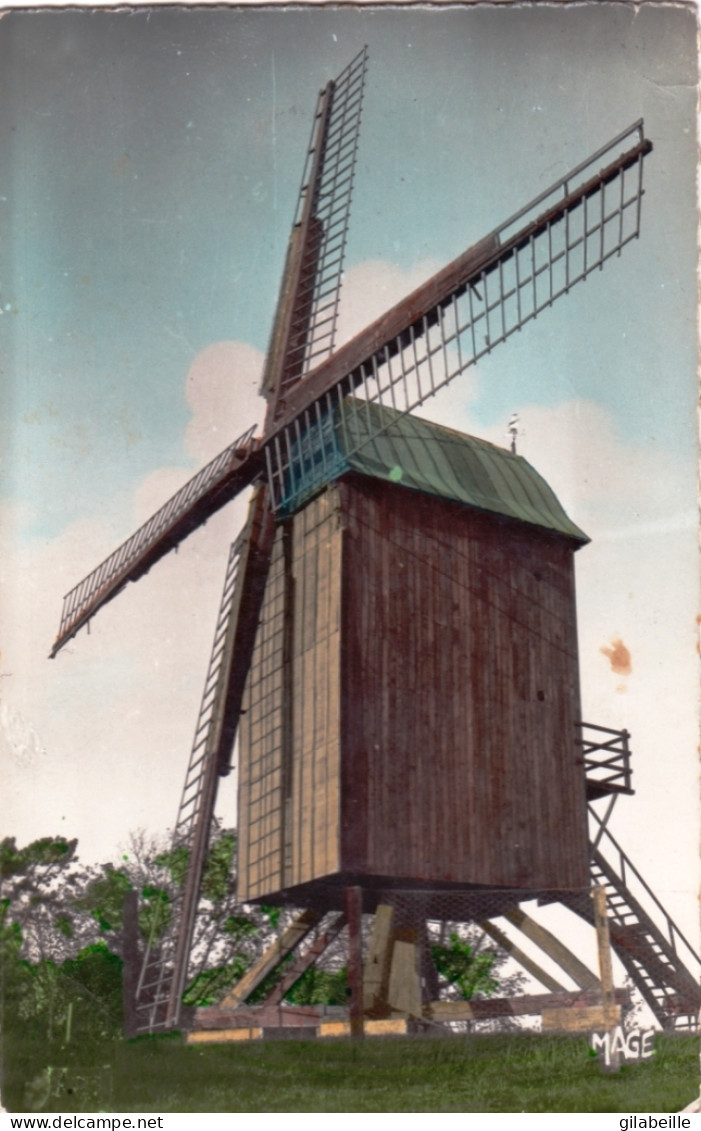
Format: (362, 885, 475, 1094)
(3, 1030, 699, 1113)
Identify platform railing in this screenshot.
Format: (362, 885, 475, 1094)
(577, 721, 633, 799)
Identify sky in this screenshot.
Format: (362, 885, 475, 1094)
(1, 3, 698, 972)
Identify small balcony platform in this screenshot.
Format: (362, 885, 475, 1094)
(577, 722, 633, 800)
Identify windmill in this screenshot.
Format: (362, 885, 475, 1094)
(51, 51, 700, 1038)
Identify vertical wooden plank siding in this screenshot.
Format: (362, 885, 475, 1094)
(240, 471, 588, 901)
(238, 489, 343, 900)
(237, 531, 287, 901)
(289, 489, 343, 888)
(339, 475, 589, 891)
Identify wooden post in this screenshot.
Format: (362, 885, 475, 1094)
(592, 885, 620, 1072)
(479, 919, 566, 993)
(363, 904, 394, 1017)
(345, 886, 364, 1039)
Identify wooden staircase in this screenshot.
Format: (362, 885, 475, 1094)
(563, 814, 700, 1031)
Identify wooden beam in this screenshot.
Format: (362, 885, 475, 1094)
(592, 886, 616, 1010)
(345, 886, 364, 1039)
(262, 913, 346, 1007)
(425, 988, 628, 1023)
(503, 907, 600, 990)
(194, 1003, 323, 1030)
(479, 919, 566, 993)
(592, 884, 621, 1071)
(387, 933, 422, 1018)
(219, 909, 321, 1008)
(542, 1004, 621, 1033)
(363, 904, 394, 1016)
(425, 999, 475, 1022)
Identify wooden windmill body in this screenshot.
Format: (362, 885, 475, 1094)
(50, 51, 686, 1035)
(238, 405, 591, 907)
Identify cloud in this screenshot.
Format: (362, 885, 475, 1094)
(336, 257, 443, 347)
(465, 398, 692, 536)
(0, 702, 46, 768)
(184, 340, 264, 463)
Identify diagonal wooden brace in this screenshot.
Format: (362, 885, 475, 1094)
(262, 912, 347, 1007)
(219, 909, 321, 1009)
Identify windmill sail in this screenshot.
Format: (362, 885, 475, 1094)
(129, 53, 370, 1032)
(50, 425, 260, 658)
(132, 532, 247, 1033)
(133, 493, 275, 1033)
(263, 120, 651, 507)
(262, 46, 368, 411)
(51, 50, 369, 660)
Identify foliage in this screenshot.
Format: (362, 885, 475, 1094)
(145, 827, 283, 1000)
(139, 885, 172, 944)
(1, 837, 77, 881)
(154, 844, 188, 888)
(5, 941, 123, 1050)
(0, 829, 277, 1052)
(222, 914, 259, 943)
(431, 931, 499, 1000)
(201, 833, 236, 902)
(74, 867, 132, 933)
(0, 836, 86, 962)
(284, 964, 349, 1006)
(182, 954, 251, 1008)
(258, 904, 283, 929)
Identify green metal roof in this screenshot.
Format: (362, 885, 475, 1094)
(282, 400, 589, 545)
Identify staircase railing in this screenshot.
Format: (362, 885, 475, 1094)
(589, 806, 701, 981)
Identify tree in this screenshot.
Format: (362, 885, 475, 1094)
(431, 931, 500, 1000)
(428, 921, 529, 1032)
(0, 829, 281, 1053)
(0, 836, 89, 962)
(149, 825, 281, 1007)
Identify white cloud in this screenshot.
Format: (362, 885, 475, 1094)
(336, 257, 443, 347)
(184, 340, 264, 463)
(0, 702, 46, 768)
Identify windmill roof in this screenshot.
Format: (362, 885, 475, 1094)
(280, 400, 589, 545)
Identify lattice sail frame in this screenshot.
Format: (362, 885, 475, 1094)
(133, 534, 246, 1033)
(50, 425, 258, 657)
(264, 120, 650, 508)
(282, 47, 368, 388)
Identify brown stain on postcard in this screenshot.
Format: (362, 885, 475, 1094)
(600, 637, 632, 678)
